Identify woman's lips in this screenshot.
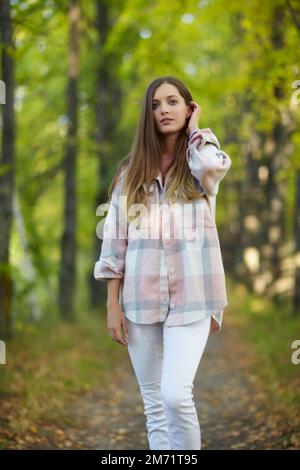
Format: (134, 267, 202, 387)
(161, 119, 173, 125)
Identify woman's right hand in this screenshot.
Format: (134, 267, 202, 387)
(188, 100, 202, 135)
(107, 302, 129, 347)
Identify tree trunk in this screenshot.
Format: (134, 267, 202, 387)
(235, 6, 295, 303)
(58, 0, 80, 320)
(0, 0, 15, 339)
(293, 169, 300, 313)
(259, 7, 294, 303)
(89, 0, 123, 310)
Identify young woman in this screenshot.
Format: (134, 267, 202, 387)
(94, 76, 232, 450)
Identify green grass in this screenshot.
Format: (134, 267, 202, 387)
(0, 305, 125, 446)
(226, 276, 300, 410)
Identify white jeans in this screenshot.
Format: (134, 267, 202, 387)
(126, 315, 211, 450)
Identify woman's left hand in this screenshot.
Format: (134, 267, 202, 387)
(188, 101, 202, 135)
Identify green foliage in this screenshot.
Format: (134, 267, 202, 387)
(5, 0, 298, 312)
(227, 276, 300, 409)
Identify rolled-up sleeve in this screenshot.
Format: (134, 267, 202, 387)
(94, 174, 128, 281)
(186, 127, 232, 196)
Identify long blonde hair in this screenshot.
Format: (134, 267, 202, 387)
(107, 76, 202, 220)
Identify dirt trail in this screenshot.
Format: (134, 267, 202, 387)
(23, 319, 299, 450)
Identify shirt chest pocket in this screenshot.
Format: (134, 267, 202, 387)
(182, 199, 215, 248)
(179, 197, 214, 224)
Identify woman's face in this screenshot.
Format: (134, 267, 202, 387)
(152, 83, 191, 135)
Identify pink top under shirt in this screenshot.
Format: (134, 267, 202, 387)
(160, 154, 175, 181)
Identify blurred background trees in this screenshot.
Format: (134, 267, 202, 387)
(0, 0, 299, 339)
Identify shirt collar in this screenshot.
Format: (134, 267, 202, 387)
(142, 167, 173, 193)
(154, 167, 173, 191)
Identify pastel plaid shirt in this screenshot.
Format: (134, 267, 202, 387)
(94, 127, 232, 335)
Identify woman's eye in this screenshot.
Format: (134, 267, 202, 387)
(152, 100, 178, 109)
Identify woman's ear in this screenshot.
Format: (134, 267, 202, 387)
(186, 104, 193, 119)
